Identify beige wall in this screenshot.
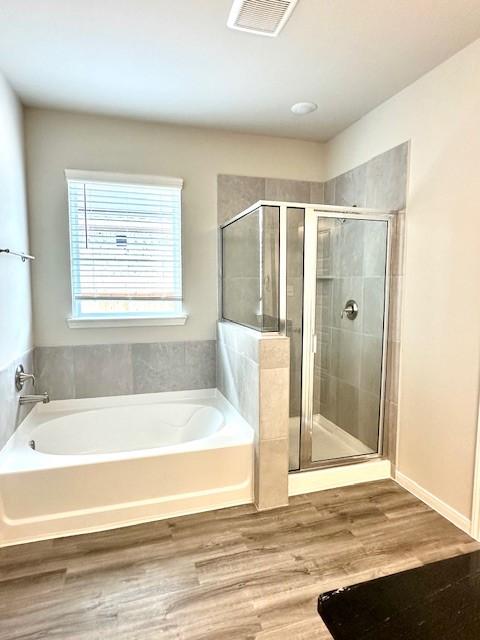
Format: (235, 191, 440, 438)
(25, 108, 324, 347)
(325, 38, 480, 518)
(0, 74, 32, 368)
(21, 40, 480, 520)
(0, 72, 34, 447)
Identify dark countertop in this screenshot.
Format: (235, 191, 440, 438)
(318, 550, 480, 639)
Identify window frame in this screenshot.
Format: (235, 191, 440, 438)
(65, 169, 187, 328)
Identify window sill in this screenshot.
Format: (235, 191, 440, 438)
(66, 314, 188, 329)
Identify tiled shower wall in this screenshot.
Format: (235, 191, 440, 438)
(217, 173, 324, 457)
(217, 321, 290, 510)
(323, 142, 409, 465)
(218, 143, 408, 468)
(314, 219, 389, 451)
(34, 341, 216, 400)
(217, 175, 324, 224)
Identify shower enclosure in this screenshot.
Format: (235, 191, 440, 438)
(221, 201, 393, 472)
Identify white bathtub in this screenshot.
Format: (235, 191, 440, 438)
(0, 389, 253, 546)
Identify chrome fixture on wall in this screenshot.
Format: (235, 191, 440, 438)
(341, 299, 359, 320)
(15, 364, 35, 391)
(19, 392, 49, 405)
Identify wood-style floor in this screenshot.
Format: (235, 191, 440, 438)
(0, 479, 477, 640)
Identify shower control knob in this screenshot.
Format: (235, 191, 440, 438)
(341, 300, 358, 320)
(15, 364, 36, 391)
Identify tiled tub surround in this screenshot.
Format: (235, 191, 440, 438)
(0, 349, 35, 449)
(217, 321, 290, 511)
(324, 142, 409, 467)
(34, 340, 216, 401)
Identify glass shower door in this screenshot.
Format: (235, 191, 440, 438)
(300, 211, 390, 467)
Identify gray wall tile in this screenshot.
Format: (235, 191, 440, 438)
(217, 175, 265, 224)
(218, 174, 326, 227)
(324, 179, 336, 205)
(363, 277, 386, 336)
(132, 342, 185, 394)
(312, 143, 408, 463)
(363, 221, 389, 277)
(319, 372, 338, 424)
(360, 335, 383, 395)
(328, 142, 408, 212)
(366, 142, 409, 211)
(265, 178, 311, 202)
(217, 323, 260, 428)
(34, 346, 74, 400)
(358, 390, 381, 450)
(184, 340, 216, 389)
(330, 329, 362, 387)
(336, 380, 360, 439)
(33, 341, 217, 401)
(338, 220, 365, 276)
(73, 344, 133, 398)
(309, 181, 325, 204)
(334, 164, 367, 208)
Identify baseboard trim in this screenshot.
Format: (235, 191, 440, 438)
(288, 459, 391, 496)
(395, 471, 471, 535)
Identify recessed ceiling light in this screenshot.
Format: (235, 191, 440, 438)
(291, 102, 318, 115)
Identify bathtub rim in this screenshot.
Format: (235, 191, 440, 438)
(0, 389, 254, 474)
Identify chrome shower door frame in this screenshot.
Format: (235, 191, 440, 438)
(299, 207, 394, 471)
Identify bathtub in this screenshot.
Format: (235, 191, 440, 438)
(0, 389, 253, 546)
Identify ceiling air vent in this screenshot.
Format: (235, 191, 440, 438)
(227, 0, 299, 37)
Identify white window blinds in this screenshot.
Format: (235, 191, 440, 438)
(66, 171, 183, 318)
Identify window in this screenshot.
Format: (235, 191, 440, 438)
(65, 170, 186, 327)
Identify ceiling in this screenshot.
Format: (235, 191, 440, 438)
(1, 0, 480, 141)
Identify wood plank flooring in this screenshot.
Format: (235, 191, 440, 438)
(0, 479, 477, 639)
